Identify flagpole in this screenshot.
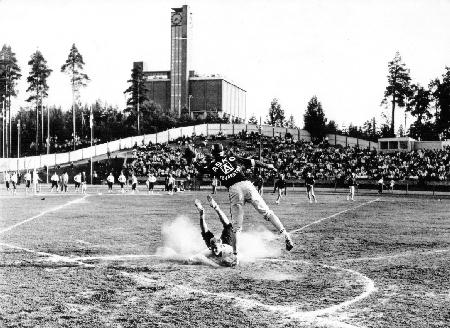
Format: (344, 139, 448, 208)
(90, 105, 93, 185)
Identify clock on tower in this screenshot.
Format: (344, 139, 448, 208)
(171, 13, 182, 25)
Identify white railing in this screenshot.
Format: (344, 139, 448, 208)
(0, 124, 377, 171)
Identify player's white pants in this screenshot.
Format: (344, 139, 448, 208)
(228, 180, 285, 234)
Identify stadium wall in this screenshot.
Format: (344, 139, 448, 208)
(0, 124, 377, 171)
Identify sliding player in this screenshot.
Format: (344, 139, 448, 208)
(193, 195, 235, 267)
(190, 143, 294, 266)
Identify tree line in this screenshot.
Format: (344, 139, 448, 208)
(1, 46, 449, 158)
(0, 44, 231, 157)
(252, 52, 450, 142)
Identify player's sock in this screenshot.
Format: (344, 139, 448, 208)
(207, 195, 218, 209)
(194, 199, 204, 212)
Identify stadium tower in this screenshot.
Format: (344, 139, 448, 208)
(170, 5, 190, 117)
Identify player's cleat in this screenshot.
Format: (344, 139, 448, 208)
(276, 200, 280, 204)
(194, 199, 204, 212)
(285, 235, 294, 251)
(207, 195, 218, 209)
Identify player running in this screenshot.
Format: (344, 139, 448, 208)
(193, 195, 235, 267)
(274, 173, 286, 204)
(305, 171, 317, 203)
(74, 173, 81, 192)
(191, 143, 294, 266)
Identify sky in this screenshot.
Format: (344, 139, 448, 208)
(1, 0, 449, 130)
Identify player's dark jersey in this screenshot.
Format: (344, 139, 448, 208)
(275, 178, 286, 189)
(197, 155, 254, 188)
(348, 177, 357, 186)
(305, 176, 315, 186)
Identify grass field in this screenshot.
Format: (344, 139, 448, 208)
(1, 185, 450, 328)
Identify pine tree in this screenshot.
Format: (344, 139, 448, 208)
(429, 67, 450, 138)
(124, 63, 148, 135)
(381, 52, 412, 136)
(264, 98, 286, 127)
(0, 45, 22, 157)
(26, 50, 52, 154)
(61, 44, 90, 150)
(303, 96, 327, 141)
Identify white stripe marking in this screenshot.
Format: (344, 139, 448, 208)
(0, 242, 92, 267)
(0, 195, 88, 235)
(290, 198, 380, 234)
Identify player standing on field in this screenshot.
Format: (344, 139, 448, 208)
(50, 172, 59, 192)
(190, 143, 294, 267)
(146, 173, 156, 194)
(131, 173, 138, 193)
(10, 171, 18, 196)
(81, 172, 87, 194)
(24, 170, 32, 195)
(254, 174, 264, 195)
(4, 171, 11, 192)
(74, 173, 81, 192)
(347, 172, 357, 201)
(61, 171, 69, 192)
(106, 172, 115, 193)
(211, 176, 218, 194)
(118, 171, 126, 193)
(167, 174, 175, 195)
(32, 169, 41, 194)
(305, 171, 317, 203)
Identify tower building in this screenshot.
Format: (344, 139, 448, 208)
(134, 5, 246, 121)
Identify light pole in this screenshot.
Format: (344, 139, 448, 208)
(136, 74, 140, 135)
(17, 118, 20, 158)
(47, 106, 50, 155)
(90, 106, 93, 185)
(188, 95, 193, 118)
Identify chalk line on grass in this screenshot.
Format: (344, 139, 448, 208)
(290, 198, 380, 234)
(0, 242, 93, 267)
(0, 195, 88, 235)
(0, 195, 92, 267)
(341, 248, 450, 263)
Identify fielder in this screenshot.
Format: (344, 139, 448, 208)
(305, 171, 317, 203)
(191, 143, 294, 266)
(347, 172, 357, 201)
(107, 172, 115, 193)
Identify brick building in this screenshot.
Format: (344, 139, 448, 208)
(133, 5, 246, 121)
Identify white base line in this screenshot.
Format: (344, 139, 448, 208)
(0, 195, 88, 235)
(0, 242, 93, 267)
(290, 198, 380, 234)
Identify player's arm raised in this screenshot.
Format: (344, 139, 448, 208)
(235, 156, 277, 172)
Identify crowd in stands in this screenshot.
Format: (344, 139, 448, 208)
(121, 132, 450, 184)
